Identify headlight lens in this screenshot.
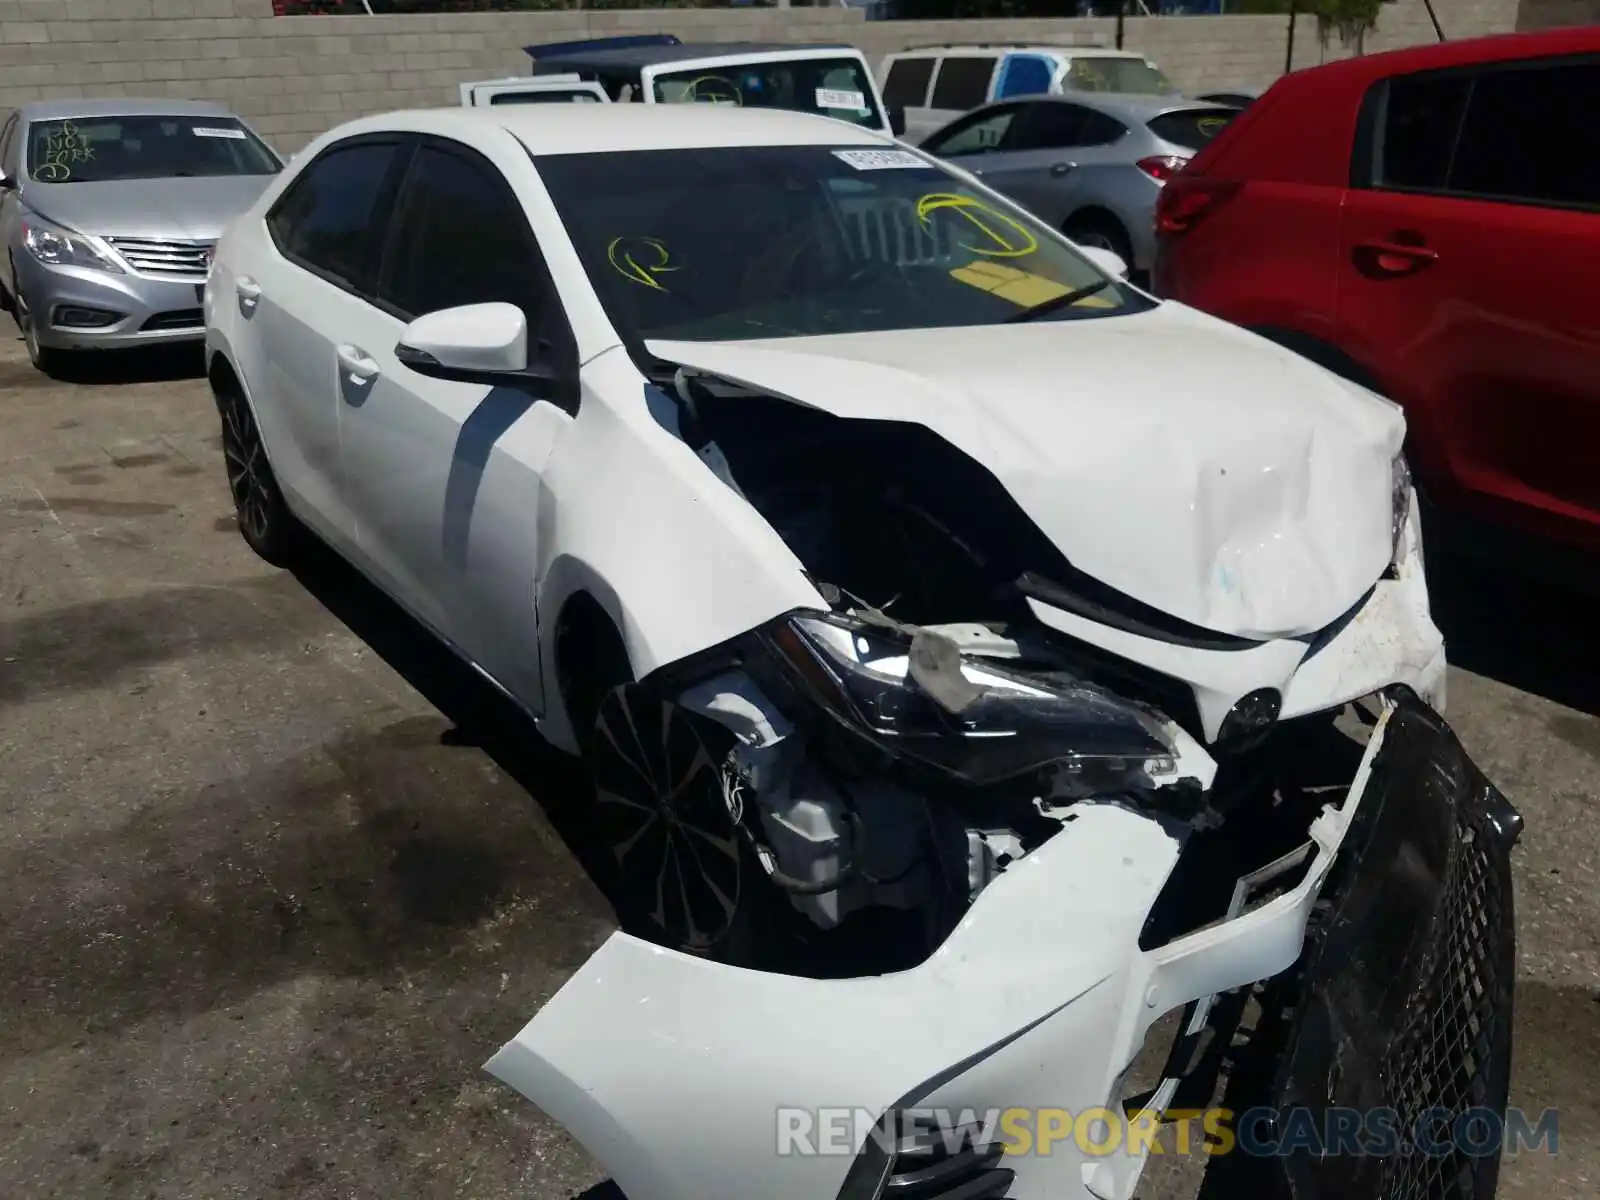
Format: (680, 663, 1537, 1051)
(21, 218, 123, 273)
(1391, 452, 1414, 566)
(757, 612, 1178, 790)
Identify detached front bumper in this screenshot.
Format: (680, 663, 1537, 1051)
(1267, 697, 1521, 1199)
(14, 253, 207, 350)
(485, 690, 1518, 1200)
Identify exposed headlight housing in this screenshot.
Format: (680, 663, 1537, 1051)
(752, 611, 1178, 791)
(1391, 452, 1417, 569)
(21, 217, 123, 274)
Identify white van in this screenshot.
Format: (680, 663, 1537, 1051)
(461, 34, 904, 137)
(878, 43, 1180, 142)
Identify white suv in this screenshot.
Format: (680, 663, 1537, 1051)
(881, 43, 1180, 141)
(460, 33, 903, 136)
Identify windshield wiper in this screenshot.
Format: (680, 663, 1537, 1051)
(1001, 277, 1113, 324)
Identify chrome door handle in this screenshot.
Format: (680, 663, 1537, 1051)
(235, 276, 262, 303)
(335, 344, 380, 381)
(1049, 162, 1076, 177)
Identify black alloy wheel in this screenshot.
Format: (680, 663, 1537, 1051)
(216, 386, 300, 565)
(588, 681, 767, 963)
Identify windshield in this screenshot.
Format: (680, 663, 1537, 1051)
(25, 115, 279, 184)
(536, 145, 1152, 344)
(649, 57, 886, 130)
(1065, 57, 1175, 95)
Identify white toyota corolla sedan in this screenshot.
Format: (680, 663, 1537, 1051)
(206, 106, 1521, 1200)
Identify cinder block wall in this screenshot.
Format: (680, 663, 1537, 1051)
(1516, 0, 1600, 27)
(0, 0, 1529, 153)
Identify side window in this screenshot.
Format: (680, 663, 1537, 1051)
(930, 56, 997, 111)
(1009, 103, 1087, 150)
(1077, 110, 1128, 146)
(267, 139, 400, 294)
(923, 106, 1021, 158)
(0, 113, 18, 174)
(995, 55, 1054, 101)
(1012, 103, 1126, 151)
(378, 143, 558, 339)
(1373, 71, 1469, 191)
(883, 58, 934, 109)
(1448, 59, 1600, 210)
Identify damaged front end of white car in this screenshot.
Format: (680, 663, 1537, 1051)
(486, 336, 1524, 1200)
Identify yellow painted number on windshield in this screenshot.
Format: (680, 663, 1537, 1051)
(607, 236, 678, 291)
(915, 193, 1038, 259)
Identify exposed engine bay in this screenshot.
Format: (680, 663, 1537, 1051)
(639, 366, 1429, 966)
(487, 345, 1519, 1200)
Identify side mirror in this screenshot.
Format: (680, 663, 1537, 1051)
(1076, 245, 1129, 280)
(395, 302, 529, 384)
(887, 104, 906, 137)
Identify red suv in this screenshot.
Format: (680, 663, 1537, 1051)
(1154, 29, 1600, 560)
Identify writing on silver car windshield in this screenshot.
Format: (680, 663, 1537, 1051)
(26, 116, 279, 183)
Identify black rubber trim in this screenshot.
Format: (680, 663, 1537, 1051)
(1017, 569, 1262, 651)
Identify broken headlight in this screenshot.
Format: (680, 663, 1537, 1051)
(755, 612, 1178, 788)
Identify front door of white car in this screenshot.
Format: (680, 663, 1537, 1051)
(329, 138, 576, 710)
(252, 135, 412, 546)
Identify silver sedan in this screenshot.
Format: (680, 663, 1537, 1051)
(918, 93, 1241, 276)
(0, 98, 282, 374)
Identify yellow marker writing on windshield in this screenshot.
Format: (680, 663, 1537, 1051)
(915, 193, 1038, 259)
(607, 236, 678, 291)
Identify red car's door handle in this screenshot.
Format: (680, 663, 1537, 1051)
(1357, 240, 1439, 274)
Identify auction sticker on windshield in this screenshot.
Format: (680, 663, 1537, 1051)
(192, 126, 246, 139)
(816, 88, 867, 111)
(832, 149, 931, 171)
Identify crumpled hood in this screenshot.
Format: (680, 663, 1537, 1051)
(648, 304, 1406, 640)
(23, 174, 274, 240)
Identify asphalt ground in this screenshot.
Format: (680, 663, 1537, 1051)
(0, 326, 1596, 1199)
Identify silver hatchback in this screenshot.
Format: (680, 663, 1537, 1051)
(0, 98, 282, 373)
(919, 93, 1240, 276)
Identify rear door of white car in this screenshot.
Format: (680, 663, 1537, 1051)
(249, 134, 410, 544)
(332, 136, 578, 710)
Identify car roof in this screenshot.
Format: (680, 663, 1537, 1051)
(888, 45, 1140, 58)
(1275, 25, 1600, 87)
(18, 97, 238, 122)
(1043, 93, 1229, 119)
(947, 92, 1225, 125)
(526, 40, 857, 72)
(328, 105, 896, 158)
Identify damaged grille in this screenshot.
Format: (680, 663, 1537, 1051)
(1377, 791, 1513, 1200)
(1266, 692, 1518, 1200)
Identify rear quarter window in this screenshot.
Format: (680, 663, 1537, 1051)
(1147, 108, 1239, 153)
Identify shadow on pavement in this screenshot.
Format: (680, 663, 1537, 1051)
(1426, 541, 1600, 718)
(284, 536, 611, 890)
(43, 342, 207, 385)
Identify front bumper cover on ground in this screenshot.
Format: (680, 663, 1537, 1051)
(485, 689, 1519, 1200)
(1262, 696, 1521, 1200)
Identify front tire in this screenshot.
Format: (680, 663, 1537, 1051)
(215, 384, 302, 566)
(14, 285, 67, 376)
(586, 680, 774, 966)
